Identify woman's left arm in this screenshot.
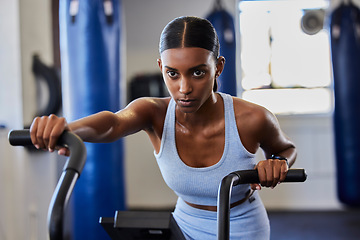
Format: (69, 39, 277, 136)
(254, 108, 297, 189)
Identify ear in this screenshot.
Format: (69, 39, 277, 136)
(157, 58, 162, 71)
(215, 56, 225, 77)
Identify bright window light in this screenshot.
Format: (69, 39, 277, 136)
(238, 0, 332, 115)
(243, 88, 332, 115)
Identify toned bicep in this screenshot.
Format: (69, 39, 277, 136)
(114, 100, 154, 136)
(112, 97, 165, 138)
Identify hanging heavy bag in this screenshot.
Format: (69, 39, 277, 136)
(330, 1, 360, 207)
(59, 0, 126, 239)
(206, 0, 237, 96)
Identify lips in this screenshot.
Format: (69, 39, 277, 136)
(178, 98, 196, 107)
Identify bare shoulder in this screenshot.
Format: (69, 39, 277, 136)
(232, 97, 280, 152)
(119, 97, 170, 132)
(232, 97, 296, 159)
(232, 97, 275, 128)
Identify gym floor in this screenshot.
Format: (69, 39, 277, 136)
(268, 210, 360, 240)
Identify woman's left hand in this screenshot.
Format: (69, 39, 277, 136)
(250, 158, 288, 190)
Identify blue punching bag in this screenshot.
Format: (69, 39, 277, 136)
(330, 2, 360, 207)
(207, 2, 237, 96)
(59, 0, 126, 239)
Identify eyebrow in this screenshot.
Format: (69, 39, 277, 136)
(164, 64, 208, 72)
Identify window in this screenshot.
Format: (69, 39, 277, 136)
(238, 0, 332, 115)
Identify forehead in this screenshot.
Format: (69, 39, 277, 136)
(160, 47, 214, 67)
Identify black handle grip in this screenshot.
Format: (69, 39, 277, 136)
(8, 129, 86, 174)
(8, 129, 33, 146)
(231, 168, 307, 186)
(8, 129, 87, 240)
(282, 168, 307, 182)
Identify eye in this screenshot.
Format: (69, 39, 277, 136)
(166, 70, 179, 79)
(193, 70, 205, 78)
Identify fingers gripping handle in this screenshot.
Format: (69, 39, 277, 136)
(231, 168, 307, 186)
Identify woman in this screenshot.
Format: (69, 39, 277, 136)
(30, 16, 296, 239)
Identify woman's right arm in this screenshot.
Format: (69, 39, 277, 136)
(29, 97, 166, 154)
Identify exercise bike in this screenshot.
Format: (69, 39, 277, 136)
(9, 130, 307, 240)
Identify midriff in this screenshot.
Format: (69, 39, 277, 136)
(184, 189, 254, 212)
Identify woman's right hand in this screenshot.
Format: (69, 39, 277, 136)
(30, 114, 70, 156)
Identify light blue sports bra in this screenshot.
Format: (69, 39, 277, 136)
(154, 92, 256, 206)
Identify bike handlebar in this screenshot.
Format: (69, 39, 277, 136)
(8, 129, 87, 240)
(217, 168, 307, 240)
(9, 129, 86, 175)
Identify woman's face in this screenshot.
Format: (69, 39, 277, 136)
(158, 47, 223, 114)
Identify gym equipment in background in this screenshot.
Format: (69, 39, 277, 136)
(128, 73, 168, 103)
(32, 54, 62, 117)
(59, 0, 126, 239)
(330, 0, 360, 207)
(206, 0, 237, 96)
(100, 211, 185, 240)
(301, 9, 325, 35)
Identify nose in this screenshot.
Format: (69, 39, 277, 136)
(179, 77, 192, 95)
